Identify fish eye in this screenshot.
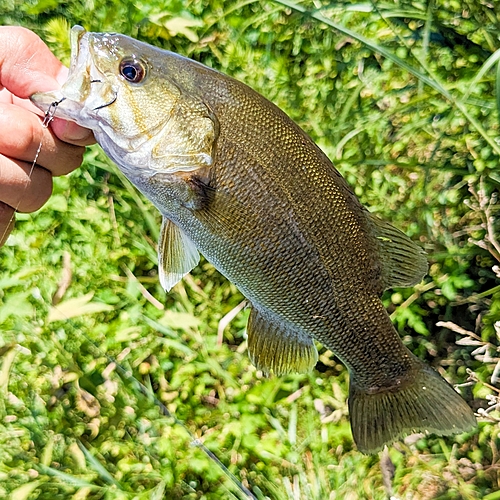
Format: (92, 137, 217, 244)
(119, 58, 147, 84)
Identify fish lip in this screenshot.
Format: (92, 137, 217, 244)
(31, 26, 117, 126)
(68, 25, 86, 75)
(30, 90, 64, 110)
(30, 25, 90, 122)
(30, 87, 88, 124)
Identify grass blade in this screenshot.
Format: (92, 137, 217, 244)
(76, 441, 121, 488)
(10, 481, 43, 500)
(462, 48, 500, 104)
(496, 58, 500, 129)
(37, 464, 100, 490)
(419, 0, 433, 95)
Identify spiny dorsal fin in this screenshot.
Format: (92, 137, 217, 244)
(158, 217, 199, 292)
(247, 308, 318, 376)
(367, 212, 428, 290)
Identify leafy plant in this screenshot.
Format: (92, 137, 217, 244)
(1, 0, 500, 498)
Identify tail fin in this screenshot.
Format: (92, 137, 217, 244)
(348, 357, 476, 454)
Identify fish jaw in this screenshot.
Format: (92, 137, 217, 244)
(31, 26, 117, 132)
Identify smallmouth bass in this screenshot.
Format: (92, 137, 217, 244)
(32, 26, 476, 453)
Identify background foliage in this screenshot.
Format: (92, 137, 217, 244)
(1, 0, 500, 498)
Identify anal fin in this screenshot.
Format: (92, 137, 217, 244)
(158, 217, 199, 292)
(247, 308, 318, 376)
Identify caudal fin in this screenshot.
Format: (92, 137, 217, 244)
(348, 358, 476, 454)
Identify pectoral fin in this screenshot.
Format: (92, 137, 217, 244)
(158, 217, 199, 292)
(367, 213, 428, 289)
(247, 308, 318, 376)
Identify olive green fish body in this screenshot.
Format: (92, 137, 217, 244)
(31, 27, 476, 453)
(141, 73, 410, 385)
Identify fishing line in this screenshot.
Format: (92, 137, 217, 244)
(17, 101, 257, 500)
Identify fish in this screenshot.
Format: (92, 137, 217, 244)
(32, 26, 476, 453)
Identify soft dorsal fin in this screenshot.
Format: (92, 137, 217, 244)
(247, 308, 318, 376)
(367, 212, 428, 290)
(158, 217, 199, 292)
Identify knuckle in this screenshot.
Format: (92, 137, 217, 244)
(0, 201, 15, 246)
(53, 145, 85, 176)
(19, 119, 40, 153)
(0, 104, 41, 157)
(0, 200, 14, 220)
(20, 168, 53, 213)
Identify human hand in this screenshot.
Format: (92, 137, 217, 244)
(0, 26, 95, 246)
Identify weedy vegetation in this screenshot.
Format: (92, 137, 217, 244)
(1, 0, 500, 498)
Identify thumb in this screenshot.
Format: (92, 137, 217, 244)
(0, 26, 63, 98)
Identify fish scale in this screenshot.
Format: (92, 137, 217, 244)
(31, 26, 476, 453)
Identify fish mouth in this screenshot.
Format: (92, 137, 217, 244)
(31, 26, 87, 120)
(30, 25, 117, 125)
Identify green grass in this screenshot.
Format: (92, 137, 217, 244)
(1, 0, 500, 498)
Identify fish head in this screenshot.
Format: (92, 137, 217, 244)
(31, 26, 218, 180)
